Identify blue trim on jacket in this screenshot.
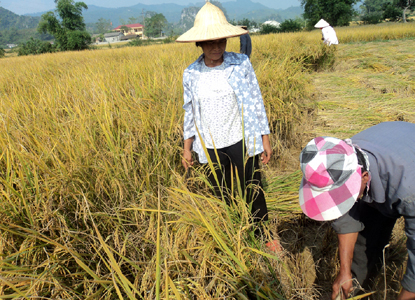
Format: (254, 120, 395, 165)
(182, 51, 270, 163)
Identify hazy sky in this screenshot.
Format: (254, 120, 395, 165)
(1, 0, 302, 15)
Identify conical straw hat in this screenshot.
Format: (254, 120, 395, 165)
(176, 1, 247, 43)
(314, 19, 330, 28)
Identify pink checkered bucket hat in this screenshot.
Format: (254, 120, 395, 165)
(299, 137, 362, 221)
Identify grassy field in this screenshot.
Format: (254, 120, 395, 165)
(0, 22, 415, 299)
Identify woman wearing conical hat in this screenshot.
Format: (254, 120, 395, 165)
(177, 1, 280, 252)
(314, 19, 339, 46)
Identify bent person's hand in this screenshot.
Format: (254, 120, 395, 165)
(397, 288, 415, 300)
(182, 150, 193, 171)
(332, 272, 353, 300)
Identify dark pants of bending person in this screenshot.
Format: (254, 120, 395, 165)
(352, 202, 397, 290)
(205, 140, 268, 223)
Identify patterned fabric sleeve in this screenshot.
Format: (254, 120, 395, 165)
(245, 59, 270, 136)
(183, 71, 196, 141)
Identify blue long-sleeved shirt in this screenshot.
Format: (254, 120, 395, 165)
(182, 51, 270, 163)
(332, 121, 415, 291)
(239, 34, 252, 58)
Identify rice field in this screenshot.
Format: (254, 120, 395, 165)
(0, 22, 415, 299)
(286, 35, 415, 300)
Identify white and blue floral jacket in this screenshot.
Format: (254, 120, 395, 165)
(182, 51, 270, 163)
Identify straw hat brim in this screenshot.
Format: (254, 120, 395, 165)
(176, 1, 247, 43)
(176, 24, 247, 42)
(314, 19, 330, 28)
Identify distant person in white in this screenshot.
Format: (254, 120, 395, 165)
(314, 19, 338, 46)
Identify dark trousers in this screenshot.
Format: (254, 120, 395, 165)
(352, 202, 397, 288)
(205, 140, 268, 223)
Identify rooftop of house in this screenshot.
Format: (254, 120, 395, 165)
(104, 32, 123, 37)
(113, 23, 144, 30)
(120, 34, 139, 40)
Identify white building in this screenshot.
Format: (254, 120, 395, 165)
(262, 20, 280, 28)
(104, 32, 124, 43)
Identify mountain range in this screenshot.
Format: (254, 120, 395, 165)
(0, 6, 39, 30)
(24, 0, 303, 27)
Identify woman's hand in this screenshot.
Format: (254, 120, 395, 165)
(182, 149, 193, 171)
(182, 137, 195, 171)
(261, 135, 272, 164)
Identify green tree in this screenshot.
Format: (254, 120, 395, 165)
(144, 11, 157, 19)
(396, 0, 415, 22)
(301, 0, 358, 29)
(144, 13, 167, 38)
(95, 18, 111, 34)
(236, 18, 259, 29)
(4, 27, 19, 43)
(0, 27, 52, 49)
(361, 0, 414, 23)
(361, 0, 389, 14)
(120, 25, 130, 34)
(361, 11, 384, 23)
(260, 24, 279, 34)
(0, 47, 5, 58)
(382, 1, 403, 21)
(18, 37, 56, 56)
(38, 0, 91, 51)
(128, 17, 139, 24)
(279, 18, 304, 32)
(360, 0, 389, 23)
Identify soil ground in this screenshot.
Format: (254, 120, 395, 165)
(279, 38, 415, 300)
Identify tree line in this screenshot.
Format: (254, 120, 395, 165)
(2, 0, 414, 57)
(360, 0, 415, 23)
(302, 0, 414, 28)
(16, 0, 172, 56)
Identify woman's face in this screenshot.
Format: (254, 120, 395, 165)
(200, 39, 227, 62)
